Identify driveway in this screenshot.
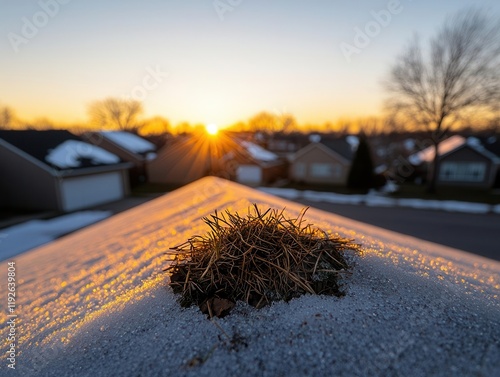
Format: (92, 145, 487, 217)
(294, 199, 500, 261)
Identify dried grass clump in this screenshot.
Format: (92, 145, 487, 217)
(165, 205, 358, 317)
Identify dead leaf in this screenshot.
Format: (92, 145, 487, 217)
(200, 297, 235, 318)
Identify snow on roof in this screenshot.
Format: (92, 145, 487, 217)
(346, 135, 359, 150)
(100, 131, 156, 154)
(241, 140, 278, 162)
(404, 138, 416, 151)
(309, 134, 321, 143)
(45, 140, 120, 169)
(1, 178, 499, 376)
(409, 135, 466, 165)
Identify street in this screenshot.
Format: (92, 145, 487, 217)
(294, 199, 500, 261)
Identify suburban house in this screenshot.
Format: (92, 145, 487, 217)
(235, 141, 288, 186)
(147, 133, 287, 187)
(409, 135, 500, 189)
(0, 130, 132, 212)
(148, 133, 242, 186)
(290, 137, 355, 185)
(83, 131, 157, 185)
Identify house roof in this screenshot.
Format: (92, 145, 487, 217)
(0, 130, 127, 171)
(98, 131, 157, 157)
(240, 141, 279, 162)
(292, 138, 355, 164)
(409, 135, 466, 165)
(409, 135, 500, 165)
(480, 136, 500, 159)
(320, 138, 355, 161)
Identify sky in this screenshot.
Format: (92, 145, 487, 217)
(1, 0, 499, 128)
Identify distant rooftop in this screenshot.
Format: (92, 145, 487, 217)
(320, 138, 356, 161)
(0, 130, 124, 170)
(409, 135, 466, 165)
(99, 131, 156, 155)
(409, 135, 500, 165)
(240, 140, 278, 162)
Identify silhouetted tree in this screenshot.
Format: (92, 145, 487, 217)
(142, 116, 171, 135)
(276, 112, 298, 133)
(248, 111, 278, 132)
(0, 106, 14, 129)
(385, 8, 500, 192)
(26, 118, 55, 130)
(88, 97, 144, 131)
(347, 136, 374, 191)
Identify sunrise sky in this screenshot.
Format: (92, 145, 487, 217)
(1, 0, 499, 127)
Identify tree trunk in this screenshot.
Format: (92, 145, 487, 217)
(427, 140, 440, 194)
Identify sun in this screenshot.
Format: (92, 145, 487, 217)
(206, 123, 219, 135)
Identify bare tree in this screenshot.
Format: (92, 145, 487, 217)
(142, 116, 171, 135)
(88, 97, 144, 132)
(356, 117, 384, 136)
(28, 118, 55, 130)
(385, 8, 500, 192)
(248, 111, 279, 132)
(0, 105, 15, 129)
(276, 112, 298, 133)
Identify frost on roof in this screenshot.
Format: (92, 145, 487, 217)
(241, 141, 278, 162)
(101, 131, 156, 154)
(409, 135, 465, 165)
(0, 178, 498, 376)
(45, 140, 120, 168)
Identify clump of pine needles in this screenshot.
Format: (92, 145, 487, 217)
(165, 205, 359, 317)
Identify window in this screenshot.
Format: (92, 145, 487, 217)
(311, 163, 341, 178)
(440, 162, 486, 182)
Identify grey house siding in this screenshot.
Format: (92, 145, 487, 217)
(0, 144, 59, 211)
(437, 147, 494, 189)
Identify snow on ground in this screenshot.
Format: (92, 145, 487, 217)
(260, 187, 498, 214)
(0, 178, 499, 376)
(45, 140, 120, 168)
(100, 131, 156, 154)
(0, 211, 111, 261)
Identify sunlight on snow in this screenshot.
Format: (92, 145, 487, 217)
(0, 178, 498, 359)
